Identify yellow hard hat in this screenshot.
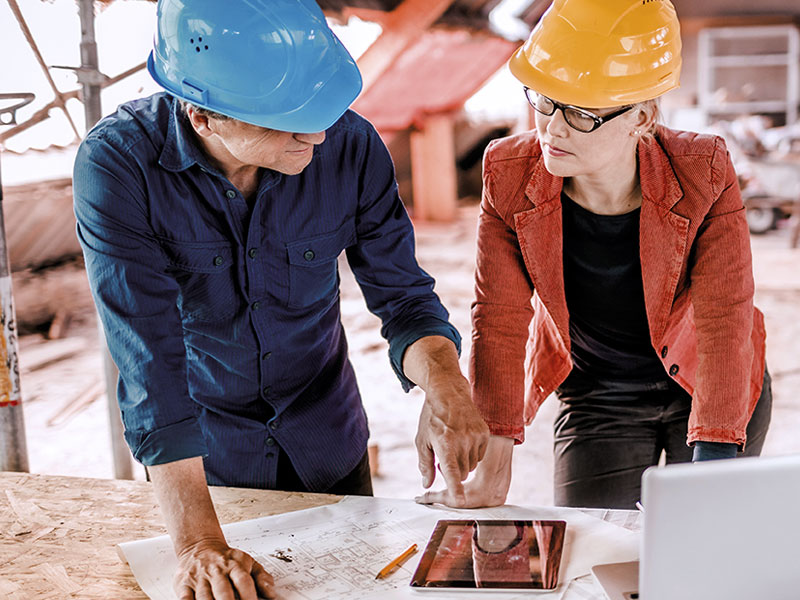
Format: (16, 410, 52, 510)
(508, 0, 682, 108)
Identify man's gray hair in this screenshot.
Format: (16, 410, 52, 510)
(178, 99, 232, 122)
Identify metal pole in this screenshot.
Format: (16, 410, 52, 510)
(0, 151, 29, 472)
(0, 93, 33, 472)
(77, 0, 102, 127)
(77, 0, 133, 479)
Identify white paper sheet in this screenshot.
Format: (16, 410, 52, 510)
(118, 497, 639, 600)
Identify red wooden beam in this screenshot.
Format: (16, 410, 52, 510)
(357, 0, 454, 92)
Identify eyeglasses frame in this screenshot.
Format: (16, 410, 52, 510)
(524, 88, 634, 133)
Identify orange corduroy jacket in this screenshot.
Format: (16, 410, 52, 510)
(470, 126, 766, 447)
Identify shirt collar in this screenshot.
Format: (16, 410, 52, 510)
(158, 98, 215, 173)
(636, 127, 684, 210)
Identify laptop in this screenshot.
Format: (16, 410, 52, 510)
(592, 454, 800, 600)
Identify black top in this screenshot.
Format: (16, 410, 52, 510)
(561, 192, 664, 382)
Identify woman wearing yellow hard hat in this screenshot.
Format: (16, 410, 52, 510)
(419, 0, 771, 510)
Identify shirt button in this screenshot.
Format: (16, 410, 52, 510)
(252, 301, 260, 310)
(213, 255, 224, 266)
(270, 420, 279, 430)
(263, 386, 271, 396)
(661, 346, 668, 358)
(248, 248, 258, 259)
(225, 189, 236, 199)
(265, 437, 275, 447)
(669, 364, 680, 376)
(303, 250, 315, 261)
(262, 351, 272, 360)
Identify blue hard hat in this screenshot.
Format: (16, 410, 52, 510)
(147, 0, 362, 133)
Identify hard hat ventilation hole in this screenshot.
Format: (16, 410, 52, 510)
(641, 0, 663, 4)
(190, 36, 209, 53)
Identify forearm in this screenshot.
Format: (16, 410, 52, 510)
(147, 456, 225, 554)
(403, 335, 466, 392)
(406, 335, 490, 497)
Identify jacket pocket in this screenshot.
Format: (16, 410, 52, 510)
(286, 228, 354, 309)
(159, 239, 241, 321)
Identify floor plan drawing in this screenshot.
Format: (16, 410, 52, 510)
(119, 496, 639, 600)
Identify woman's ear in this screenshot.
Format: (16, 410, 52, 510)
(635, 102, 657, 133)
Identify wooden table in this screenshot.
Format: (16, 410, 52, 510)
(0, 472, 339, 599)
(0, 472, 636, 600)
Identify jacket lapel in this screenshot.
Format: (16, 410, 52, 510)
(511, 132, 690, 350)
(514, 160, 571, 345)
(638, 134, 689, 343)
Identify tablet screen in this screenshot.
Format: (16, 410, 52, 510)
(410, 520, 566, 590)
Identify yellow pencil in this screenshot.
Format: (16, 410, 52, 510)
(375, 543, 418, 579)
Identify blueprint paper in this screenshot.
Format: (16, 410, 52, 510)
(118, 496, 639, 600)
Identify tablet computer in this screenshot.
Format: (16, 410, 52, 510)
(410, 519, 566, 591)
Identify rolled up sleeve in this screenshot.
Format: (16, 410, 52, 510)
(470, 148, 534, 443)
(344, 124, 460, 391)
(687, 143, 755, 446)
(73, 136, 208, 465)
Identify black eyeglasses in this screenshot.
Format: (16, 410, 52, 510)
(524, 88, 632, 133)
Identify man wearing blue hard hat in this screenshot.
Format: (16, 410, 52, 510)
(73, 0, 489, 598)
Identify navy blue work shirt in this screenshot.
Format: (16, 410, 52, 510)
(73, 93, 460, 491)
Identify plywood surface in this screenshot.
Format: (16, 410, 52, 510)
(0, 472, 338, 599)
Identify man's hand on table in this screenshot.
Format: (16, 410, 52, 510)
(175, 538, 275, 600)
(147, 457, 277, 600)
(402, 336, 490, 507)
(416, 434, 513, 508)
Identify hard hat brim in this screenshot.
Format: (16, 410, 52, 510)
(508, 45, 680, 109)
(148, 49, 363, 134)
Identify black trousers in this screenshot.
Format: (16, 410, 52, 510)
(276, 449, 373, 496)
(552, 369, 772, 510)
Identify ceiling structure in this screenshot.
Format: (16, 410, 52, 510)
(353, 28, 516, 132)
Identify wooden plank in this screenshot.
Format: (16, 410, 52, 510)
(0, 472, 338, 600)
(338, 7, 391, 25)
(357, 0, 454, 91)
(0, 62, 145, 144)
(410, 113, 458, 222)
(18, 337, 88, 373)
(6, 0, 80, 140)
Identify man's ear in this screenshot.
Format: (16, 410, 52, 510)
(186, 107, 215, 138)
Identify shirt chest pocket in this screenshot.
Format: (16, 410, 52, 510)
(286, 228, 355, 309)
(159, 240, 241, 321)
